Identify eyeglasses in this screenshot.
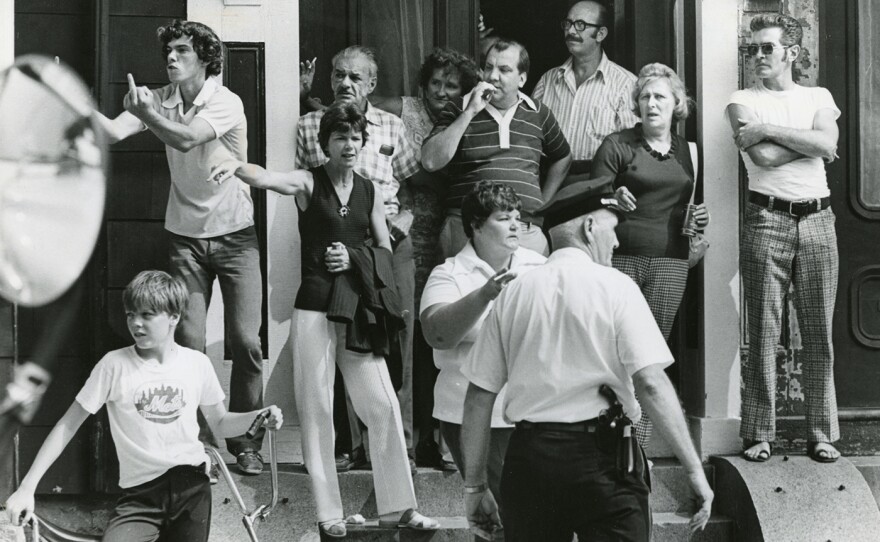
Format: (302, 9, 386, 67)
(746, 42, 790, 56)
(561, 19, 602, 32)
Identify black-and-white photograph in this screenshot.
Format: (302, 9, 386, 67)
(1, 1, 879, 540)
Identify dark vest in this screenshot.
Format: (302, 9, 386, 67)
(295, 166, 374, 311)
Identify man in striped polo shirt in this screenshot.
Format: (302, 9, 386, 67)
(533, 1, 638, 186)
(422, 39, 572, 258)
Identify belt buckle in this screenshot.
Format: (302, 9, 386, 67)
(788, 200, 806, 217)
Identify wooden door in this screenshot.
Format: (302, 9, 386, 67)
(822, 3, 880, 419)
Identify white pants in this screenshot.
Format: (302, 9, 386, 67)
(292, 309, 416, 521)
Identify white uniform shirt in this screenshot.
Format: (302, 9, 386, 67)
(76, 345, 225, 488)
(462, 248, 672, 425)
(146, 77, 252, 238)
(727, 82, 840, 200)
(420, 243, 546, 426)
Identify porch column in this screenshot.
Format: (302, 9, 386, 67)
(692, 0, 743, 457)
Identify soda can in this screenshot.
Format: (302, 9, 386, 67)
(681, 204, 698, 237)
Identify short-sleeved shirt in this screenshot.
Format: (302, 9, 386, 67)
(462, 248, 672, 424)
(296, 103, 419, 217)
(145, 78, 252, 238)
(427, 92, 571, 222)
(76, 345, 225, 488)
(726, 81, 840, 200)
(591, 126, 694, 259)
(420, 243, 546, 426)
(532, 53, 639, 161)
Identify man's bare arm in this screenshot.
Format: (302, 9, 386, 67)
(726, 104, 803, 167)
(542, 153, 571, 202)
(422, 82, 495, 172)
(634, 364, 713, 533)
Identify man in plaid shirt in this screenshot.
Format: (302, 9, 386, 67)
(296, 45, 419, 472)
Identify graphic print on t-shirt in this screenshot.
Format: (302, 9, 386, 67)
(134, 381, 187, 424)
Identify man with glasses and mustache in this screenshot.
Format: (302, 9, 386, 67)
(726, 15, 841, 464)
(532, 1, 638, 186)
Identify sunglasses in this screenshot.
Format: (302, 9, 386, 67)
(746, 42, 790, 56)
(561, 19, 602, 32)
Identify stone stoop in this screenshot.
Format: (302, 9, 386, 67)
(207, 461, 735, 541)
(849, 455, 880, 511)
(18, 461, 735, 541)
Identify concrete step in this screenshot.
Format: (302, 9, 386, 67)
(652, 512, 734, 542)
(849, 455, 880, 511)
(20, 462, 733, 542)
(649, 460, 715, 514)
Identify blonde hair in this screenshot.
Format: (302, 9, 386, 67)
(631, 62, 693, 122)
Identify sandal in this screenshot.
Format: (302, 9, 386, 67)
(318, 519, 347, 538)
(377, 509, 440, 530)
(807, 441, 840, 463)
(742, 440, 771, 462)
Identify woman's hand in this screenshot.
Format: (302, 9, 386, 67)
(613, 186, 637, 212)
(479, 268, 517, 302)
(206, 159, 243, 185)
(693, 203, 710, 229)
(325, 242, 351, 273)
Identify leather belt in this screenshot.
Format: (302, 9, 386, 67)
(748, 191, 830, 217)
(515, 419, 598, 433)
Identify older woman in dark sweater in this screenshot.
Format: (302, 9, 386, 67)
(590, 63, 709, 444)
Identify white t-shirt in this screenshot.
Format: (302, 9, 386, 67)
(463, 248, 673, 425)
(726, 82, 840, 200)
(146, 77, 252, 238)
(420, 243, 546, 426)
(76, 345, 225, 488)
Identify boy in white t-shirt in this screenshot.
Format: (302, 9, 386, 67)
(4, 271, 282, 541)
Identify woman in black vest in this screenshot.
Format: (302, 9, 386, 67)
(208, 102, 439, 537)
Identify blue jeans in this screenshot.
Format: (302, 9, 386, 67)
(169, 226, 264, 455)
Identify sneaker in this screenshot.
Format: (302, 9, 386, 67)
(236, 450, 264, 475)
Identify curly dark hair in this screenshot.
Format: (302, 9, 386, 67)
(157, 20, 224, 77)
(749, 14, 803, 47)
(318, 102, 370, 154)
(418, 48, 479, 94)
(462, 181, 523, 239)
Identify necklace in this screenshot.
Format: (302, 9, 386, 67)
(333, 180, 352, 218)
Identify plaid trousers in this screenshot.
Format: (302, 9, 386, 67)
(612, 255, 689, 446)
(740, 202, 839, 443)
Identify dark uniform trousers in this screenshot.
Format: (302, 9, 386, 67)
(501, 424, 651, 542)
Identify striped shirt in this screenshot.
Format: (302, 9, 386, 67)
(427, 92, 570, 221)
(532, 53, 639, 161)
(295, 103, 419, 216)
